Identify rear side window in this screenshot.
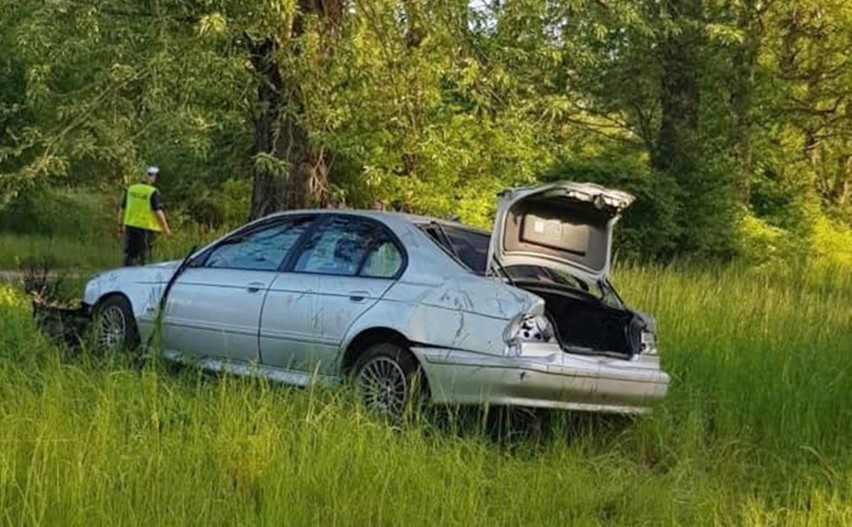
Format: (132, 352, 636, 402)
(361, 240, 404, 278)
(443, 227, 489, 274)
(419, 224, 490, 275)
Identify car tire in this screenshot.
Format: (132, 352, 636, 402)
(94, 295, 140, 355)
(352, 342, 426, 421)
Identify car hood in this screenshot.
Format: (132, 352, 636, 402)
(488, 182, 634, 282)
(83, 260, 182, 309)
(90, 260, 181, 286)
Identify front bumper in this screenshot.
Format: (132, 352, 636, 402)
(411, 344, 669, 414)
(32, 302, 92, 348)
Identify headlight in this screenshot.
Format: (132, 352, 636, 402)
(84, 279, 100, 304)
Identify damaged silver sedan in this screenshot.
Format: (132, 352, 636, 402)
(81, 182, 669, 418)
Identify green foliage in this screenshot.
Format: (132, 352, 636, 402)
(0, 188, 113, 242)
(734, 209, 801, 267)
(0, 0, 849, 268)
(185, 178, 252, 228)
(810, 215, 852, 270)
(0, 0, 252, 207)
(543, 152, 682, 261)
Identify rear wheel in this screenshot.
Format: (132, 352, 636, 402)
(353, 343, 426, 420)
(94, 295, 139, 354)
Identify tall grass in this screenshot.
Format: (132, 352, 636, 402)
(0, 224, 224, 272)
(0, 264, 850, 526)
(0, 187, 231, 271)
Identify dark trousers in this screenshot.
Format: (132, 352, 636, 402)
(123, 227, 156, 266)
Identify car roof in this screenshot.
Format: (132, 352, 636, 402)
(255, 208, 491, 236)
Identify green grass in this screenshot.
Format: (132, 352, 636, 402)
(0, 225, 225, 273)
(0, 187, 230, 272)
(0, 264, 851, 526)
(0, 233, 119, 271)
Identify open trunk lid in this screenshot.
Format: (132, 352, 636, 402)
(488, 182, 634, 282)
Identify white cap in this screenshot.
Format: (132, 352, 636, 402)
(147, 166, 160, 175)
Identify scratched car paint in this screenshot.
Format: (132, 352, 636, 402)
(83, 182, 669, 418)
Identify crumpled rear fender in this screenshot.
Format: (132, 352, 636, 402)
(341, 276, 543, 357)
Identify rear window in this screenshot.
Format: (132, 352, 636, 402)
(419, 224, 490, 275)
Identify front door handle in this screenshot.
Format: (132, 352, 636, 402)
(247, 282, 265, 293)
(348, 290, 370, 302)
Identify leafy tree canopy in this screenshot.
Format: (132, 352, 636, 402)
(1, 0, 849, 265)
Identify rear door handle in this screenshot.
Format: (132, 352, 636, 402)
(348, 290, 370, 302)
(247, 282, 266, 293)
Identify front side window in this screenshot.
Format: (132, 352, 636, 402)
(294, 216, 403, 278)
(205, 217, 313, 271)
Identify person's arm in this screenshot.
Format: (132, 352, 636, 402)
(150, 190, 172, 235)
(118, 191, 127, 234)
(156, 210, 172, 235)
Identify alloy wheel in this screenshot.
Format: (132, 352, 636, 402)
(97, 305, 127, 352)
(356, 356, 409, 417)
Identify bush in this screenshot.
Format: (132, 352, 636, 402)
(0, 187, 114, 242)
(183, 178, 251, 229)
(734, 208, 800, 268)
(186, 194, 226, 228)
(810, 215, 852, 270)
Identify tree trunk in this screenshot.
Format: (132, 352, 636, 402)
(248, 0, 342, 220)
(248, 37, 285, 219)
(653, 0, 702, 176)
(400, 0, 423, 178)
(730, 0, 763, 204)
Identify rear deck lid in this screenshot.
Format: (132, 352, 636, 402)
(488, 182, 634, 282)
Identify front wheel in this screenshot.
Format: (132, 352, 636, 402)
(352, 343, 426, 420)
(94, 295, 139, 354)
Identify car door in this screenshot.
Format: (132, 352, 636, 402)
(162, 216, 314, 363)
(256, 270, 321, 372)
(259, 215, 405, 376)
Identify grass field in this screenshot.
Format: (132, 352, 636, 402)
(0, 226, 222, 272)
(0, 189, 231, 271)
(0, 265, 850, 526)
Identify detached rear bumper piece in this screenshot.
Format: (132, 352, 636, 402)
(411, 345, 669, 415)
(32, 302, 92, 348)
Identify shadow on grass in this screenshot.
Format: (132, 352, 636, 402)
(419, 404, 638, 451)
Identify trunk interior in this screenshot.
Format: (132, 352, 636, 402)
(518, 284, 640, 358)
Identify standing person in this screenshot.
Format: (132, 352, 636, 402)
(118, 166, 171, 266)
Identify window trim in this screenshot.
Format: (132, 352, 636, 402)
(282, 213, 408, 280)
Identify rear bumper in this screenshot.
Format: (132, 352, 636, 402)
(411, 345, 669, 414)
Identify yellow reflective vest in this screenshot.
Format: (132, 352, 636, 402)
(123, 183, 162, 232)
